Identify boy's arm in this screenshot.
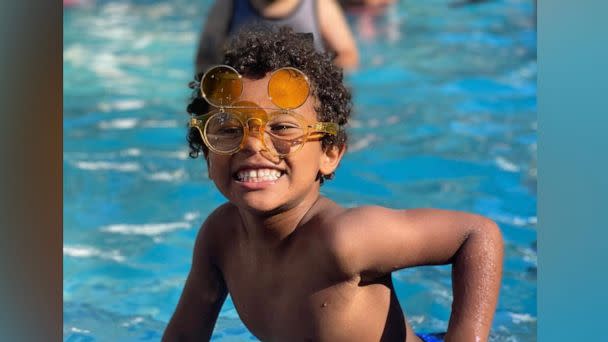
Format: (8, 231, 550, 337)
(162, 221, 227, 341)
(334, 207, 503, 341)
(317, 0, 359, 70)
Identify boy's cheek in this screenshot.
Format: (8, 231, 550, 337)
(207, 157, 229, 182)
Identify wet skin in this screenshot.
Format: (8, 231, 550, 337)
(198, 198, 422, 341)
(202, 75, 420, 340)
(163, 74, 503, 341)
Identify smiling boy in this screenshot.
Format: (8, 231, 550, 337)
(163, 27, 503, 342)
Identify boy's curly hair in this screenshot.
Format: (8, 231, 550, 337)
(186, 25, 352, 183)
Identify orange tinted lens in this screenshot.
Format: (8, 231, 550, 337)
(268, 68, 310, 109)
(201, 66, 243, 107)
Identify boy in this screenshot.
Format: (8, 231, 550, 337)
(194, 0, 359, 75)
(164, 27, 503, 341)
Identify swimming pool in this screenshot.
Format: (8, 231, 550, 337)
(63, 0, 536, 340)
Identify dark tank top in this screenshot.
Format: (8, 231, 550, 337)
(228, 0, 325, 52)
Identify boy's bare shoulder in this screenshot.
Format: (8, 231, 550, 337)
(322, 204, 397, 233)
(308, 202, 394, 277)
(337, 205, 395, 222)
(203, 202, 240, 228)
(193, 202, 240, 259)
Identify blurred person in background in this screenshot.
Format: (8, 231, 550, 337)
(195, 0, 359, 75)
(339, 0, 399, 44)
(338, 0, 396, 9)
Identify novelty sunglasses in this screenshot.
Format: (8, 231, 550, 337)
(189, 65, 339, 157)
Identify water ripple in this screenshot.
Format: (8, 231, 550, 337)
(100, 222, 192, 236)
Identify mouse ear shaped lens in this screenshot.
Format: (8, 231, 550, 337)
(201, 65, 243, 107)
(268, 67, 310, 110)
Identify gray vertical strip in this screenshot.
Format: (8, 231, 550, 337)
(538, 0, 608, 340)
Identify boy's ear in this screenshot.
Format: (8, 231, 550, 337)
(319, 144, 346, 177)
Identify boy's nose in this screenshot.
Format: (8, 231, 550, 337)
(246, 117, 263, 135)
(240, 118, 266, 152)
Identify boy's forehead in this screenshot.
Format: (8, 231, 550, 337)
(239, 76, 272, 104)
(239, 75, 318, 119)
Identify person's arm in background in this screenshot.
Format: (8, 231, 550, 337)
(162, 219, 227, 341)
(334, 207, 504, 341)
(338, 0, 396, 8)
(194, 0, 234, 76)
(317, 0, 359, 70)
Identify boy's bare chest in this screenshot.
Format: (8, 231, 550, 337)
(218, 243, 368, 340)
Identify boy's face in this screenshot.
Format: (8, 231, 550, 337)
(206, 74, 343, 213)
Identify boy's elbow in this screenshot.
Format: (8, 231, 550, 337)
(476, 217, 504, 251)
(347, 52, 360, 69)
(485, 218, 502, 238)
(335, 50, 359, 70)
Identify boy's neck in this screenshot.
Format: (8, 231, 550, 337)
(237, 191, 323, 247)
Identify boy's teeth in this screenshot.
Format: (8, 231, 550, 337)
(237, 169, 282, 182)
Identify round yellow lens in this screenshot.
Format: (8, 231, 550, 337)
(201, 65, 243, 107)
(268, 68, 310, 109)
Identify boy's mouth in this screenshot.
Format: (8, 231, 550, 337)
(233, 168, 285, 183)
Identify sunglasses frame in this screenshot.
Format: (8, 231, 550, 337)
(193, 64, 339, 157)
(189, 108, 339, 157)
(200, 65, 311, 110)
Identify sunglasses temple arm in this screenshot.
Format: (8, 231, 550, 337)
(188, 80, 201, 89)
(189, 114, 212, 128)
(310, 122, 339, 136)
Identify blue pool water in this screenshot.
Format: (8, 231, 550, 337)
(63, 0, 536, 340)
